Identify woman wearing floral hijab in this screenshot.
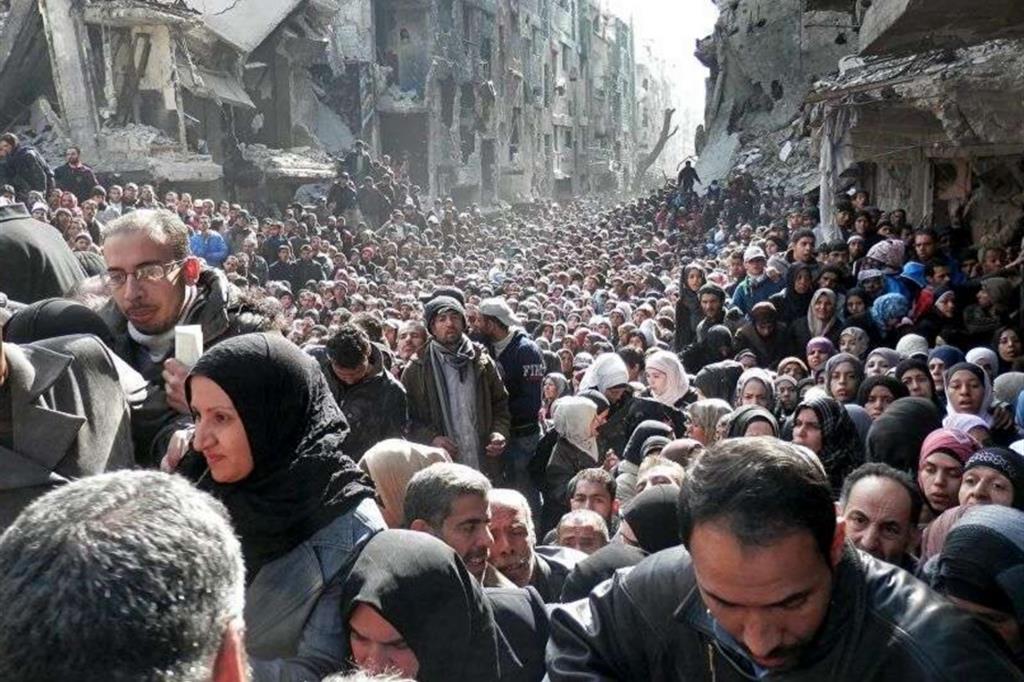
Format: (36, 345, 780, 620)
(839, 326, 870, 360)
(870, 293, 911, 347)
(791, 394, 865, 496)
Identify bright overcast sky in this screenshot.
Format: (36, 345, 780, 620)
(607, 0, 719, 153)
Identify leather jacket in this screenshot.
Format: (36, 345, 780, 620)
(547, 545, 1022, 681)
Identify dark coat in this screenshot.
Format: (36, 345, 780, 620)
(491, 329, 545, 436)
(1, 143, 53, 202)
(530, 545, 585, 604)
(401, 339, 510, 480)
(543, 438, 597, 531)
(53, 162, 98, 203)
(308, 344, 408, 460)
(0, 203, 84, 304)
(487, 586, 550, 682)
(548, 545, 1023, 681)
(0, 335, 136, 532)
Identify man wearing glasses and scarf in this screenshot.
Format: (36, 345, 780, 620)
(99, 209, 263, 466)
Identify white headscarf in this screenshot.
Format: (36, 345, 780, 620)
(579, 352, 630, 394)
(552, 397, 599, 461)
(966, 347, 998, 377)
(645, 350, 690, 408)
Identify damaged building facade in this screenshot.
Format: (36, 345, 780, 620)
(0, 0, 677, 206)
(696, 0, 1024, 243)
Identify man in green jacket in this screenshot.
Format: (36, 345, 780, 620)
(402, 295, 510, 484)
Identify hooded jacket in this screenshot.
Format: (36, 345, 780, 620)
(548, 545, 1023, 681)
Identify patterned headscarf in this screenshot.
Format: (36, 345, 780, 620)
(794, 394, 865, 496)
(870, 293, 910, 332)
(839, 326, 870, 359)
(866, 239, 905, 274)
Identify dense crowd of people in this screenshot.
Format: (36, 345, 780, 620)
(1, 131, 1024, 681)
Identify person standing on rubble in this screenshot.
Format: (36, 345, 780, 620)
(0, 133, 54, 204)
(54, 146, 98, 204)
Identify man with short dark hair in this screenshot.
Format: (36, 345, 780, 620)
(0, 471, 248, 682)
(567, 467, 618, 529)
(547, 437, 1023, 680)
(53, 145, 98, 203)
(308, 324, 408, 459)
(839, 463, 921, 570)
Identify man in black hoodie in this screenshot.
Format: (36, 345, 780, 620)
(0, 133, 54, 204)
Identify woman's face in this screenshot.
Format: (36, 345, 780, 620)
(687, 269, 703, 291)
(936, 294, 956, 318)
(900, 368, 932, 398)
(813, 295, 834, 322)
(781, 363, 806, 381)
(588, 413, 603, 438)
(646, 368, 668, 396)
(846, 295, 867, 317)
(792, 408, 823, 454)
(794, 270, 813, 294)
(947, 369, 984, 415)
(864, 355, 891, 377)
(739, 379, 770, 408)
(998, 329, 1022, 362)
(777, 382, 797, 410)
(960, 466, 1014, 507)
(838, 334, 859, 356)
(929, 359, 947, 389)
(806, 348, 829, 371)
(917, 452, 963, 513)
(189, 376, 254, 484)
(686, 421, 709, 446)
(542, 379, 559, 401)
(864, 385, 896, 420)
(349, 602, 420, 677)
(828, 361, 859, 402)
(744, 420, 775, 438)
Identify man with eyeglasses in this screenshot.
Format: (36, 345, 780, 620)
(99, 209, 263, 466)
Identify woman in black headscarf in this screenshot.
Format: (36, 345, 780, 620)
(342, 529, 502, 681)
(616, 418, 675, 503)
(865, 397, 943, 474)
(934, 505, 1024, 668)
(769, 262, 815, 324)
(727, 404, 779, 438)
(856, 374, 909, 421)
(183, 332, 382, 678)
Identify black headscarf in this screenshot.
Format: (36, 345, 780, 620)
(895, 357, 938, 403)
(727, 404, 779, 438)
(773, 263, 815, 322)
(185, 332, 374, 580)
(855, 374, 909, 407)
(3, 297, 114, 346)
(865, 397, 942, 474)
(341, 530, 501, 682)
(934, 505, 1024, 641)
(623, 483, 682, 552)
(693, 360, 744, 402)
(622, 419, 675, 466)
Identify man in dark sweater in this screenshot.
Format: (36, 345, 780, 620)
(475, 297, 545, 512)
(53, 146, 98, 204)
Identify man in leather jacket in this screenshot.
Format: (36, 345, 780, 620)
(547, 437, 1023, 681)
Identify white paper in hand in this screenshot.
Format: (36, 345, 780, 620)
(175, 325, 204, 368)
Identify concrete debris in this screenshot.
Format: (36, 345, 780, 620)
(239, 144, 336, 181)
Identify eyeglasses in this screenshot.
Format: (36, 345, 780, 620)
(103, 260, 184, 288)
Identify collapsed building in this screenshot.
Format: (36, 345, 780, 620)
(0, 0, 679, 206)
(696, 0, 1024, 243)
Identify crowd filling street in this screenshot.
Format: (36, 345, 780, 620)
(1, 132, 1024, 681)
